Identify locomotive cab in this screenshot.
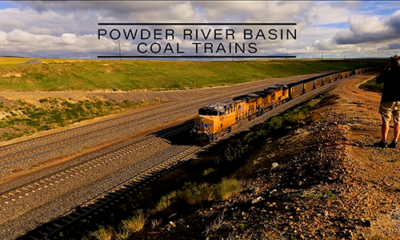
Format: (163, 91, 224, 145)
(191, 101, 237, 143)
(191, 105, 225, 142)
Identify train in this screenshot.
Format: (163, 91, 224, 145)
(190, 67, 380, 143)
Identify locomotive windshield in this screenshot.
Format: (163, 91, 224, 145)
(198, 108, 219, 116)
(199, 108, 207, 115)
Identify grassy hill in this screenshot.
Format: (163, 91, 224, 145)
(359, 78, 383, 93)
(0, 57, 386, 91)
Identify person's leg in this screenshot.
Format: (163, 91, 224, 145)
(388, 106, 399, 148)
(394, 109, 400, 142)
(375, 117, 390, 147)
(382, 118, 390, 142)
(394, 121, 399, 142)
(376, 102, 392, 147)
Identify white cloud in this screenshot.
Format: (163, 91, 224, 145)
(6, 29, 33, 43)
(313, 39, 340, 51)
(334, 10, 400, 45)
(0, 30, 118, 54)
(61, 33, 77, 45)
(0, 31, 7, 46)
(303, 2, 354, 25)
(28, 27, 52, 35)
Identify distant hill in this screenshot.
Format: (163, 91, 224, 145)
(17, 59, 43, 65)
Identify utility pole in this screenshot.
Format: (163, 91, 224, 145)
(118, 40, 122, 60)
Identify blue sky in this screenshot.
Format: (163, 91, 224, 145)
(312, 23, 349, 29)
(359, 1, 400, 15)
(0, 1, 17, 9)
(0, 1, 399, 59)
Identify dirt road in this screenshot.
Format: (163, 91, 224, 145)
(333, 73, 400, 238)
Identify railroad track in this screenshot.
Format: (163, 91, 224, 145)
(20, 144, 202, 240)
(0, 121, 193, 205)
(0, 104, 199, 165)
(16, 76, 352, 240)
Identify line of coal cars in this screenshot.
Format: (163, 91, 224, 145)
(191, 67, 380, 142)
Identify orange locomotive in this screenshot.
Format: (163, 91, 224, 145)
(191, 84, 289, 142)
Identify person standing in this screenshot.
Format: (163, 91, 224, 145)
(374, 55, 400, 148)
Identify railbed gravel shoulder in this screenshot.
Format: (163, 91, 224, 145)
(0, 141, 192, 239)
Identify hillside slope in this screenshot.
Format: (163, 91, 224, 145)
(0, 58, 385, 91)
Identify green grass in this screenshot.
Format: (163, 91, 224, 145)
(122, 210, 147, 233)
(307, 190, 338, 200)
(154, 191, 177, 212)
(215, 178, 242, 200)
(203, 168, 216, 176)
(0, 58, 385, 91)
(154, 178, 241, 209)
(176, 182, 216, 205)
(92, 226, 113, 240)
(359, 78, 384, 93)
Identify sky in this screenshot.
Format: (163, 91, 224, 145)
(0, 1, 400, 59)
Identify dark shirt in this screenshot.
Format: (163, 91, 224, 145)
(376, 66, 400, 102)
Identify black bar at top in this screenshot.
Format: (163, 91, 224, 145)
(97, 55, 296, 59)
(98, 23, 297, 26)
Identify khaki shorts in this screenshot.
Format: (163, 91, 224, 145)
(380, 101, 400, 123)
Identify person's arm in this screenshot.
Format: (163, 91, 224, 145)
(376, 64, 390, 84)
